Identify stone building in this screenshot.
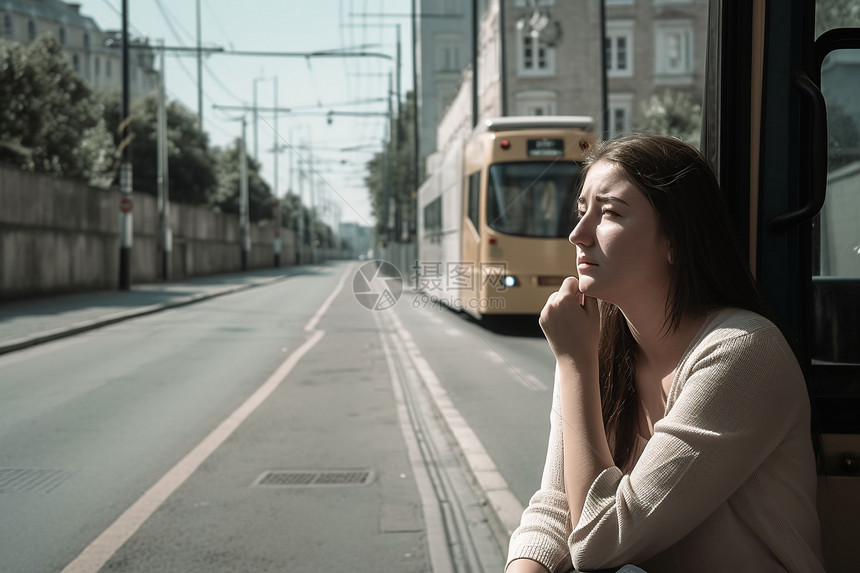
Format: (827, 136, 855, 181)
(604, 0, 708, 137)
(0, 0, 156, 97)
(414, 0, 474, 177)
(417, 0, 709, 167)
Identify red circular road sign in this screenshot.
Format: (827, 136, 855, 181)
(119, 196, 133, 214)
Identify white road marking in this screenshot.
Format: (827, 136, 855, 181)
(384, 310, 525, 538)
(60, 266, 353, 573)
(304, 264, 354, 333)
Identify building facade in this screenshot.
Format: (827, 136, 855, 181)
(604, 0, 708, 138)
(0, 0, 156, 97)
(418, 0, 709, 170)
(414, 0, 474, 178)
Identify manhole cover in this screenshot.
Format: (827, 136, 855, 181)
(253, 469, 373, 488)
(0, 468, 71, 493)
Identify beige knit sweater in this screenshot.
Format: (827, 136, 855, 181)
(506, 308, 825, 573)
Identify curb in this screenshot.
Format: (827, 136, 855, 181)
(0, 275, 286, 357)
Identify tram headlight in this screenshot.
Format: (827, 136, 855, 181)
(503, 275, 519, 288)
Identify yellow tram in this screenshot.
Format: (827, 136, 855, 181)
(417, 116, 596, 318)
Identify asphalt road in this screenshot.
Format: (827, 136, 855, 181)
(0, 261, 557, 573)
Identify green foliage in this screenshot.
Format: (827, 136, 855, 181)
(211, 138, 273, 222)
(0, 35, 102, 179)
(816, 0, 860, 37)
(100, 90, 217, 205)
(365, 91, 417, 241)
(635, 90, 702, 146)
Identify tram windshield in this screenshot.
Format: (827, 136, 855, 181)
(486, 161, 582, 238)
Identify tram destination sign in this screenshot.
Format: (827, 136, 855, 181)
(527, 138, 564, 157)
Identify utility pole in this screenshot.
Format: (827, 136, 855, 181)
(118, 0, 132, 291)
(252, 75, 271, 161)
(472, 0, 479, 128)
(196, 0, 203, 129)
(272, 77, 281, 267)
(297, 138, 305, 265)
(156, 40, 172, 281)
(600, 0, 609, 138)
(239, 118, 250, 270)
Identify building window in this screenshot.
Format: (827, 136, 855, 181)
(435, 34, 462, 72)
(608, 93, 634, 138)
(95, 57, 100, 76)
(605, 21, 634, 77)
(515, 90, 557, 116)
(59, 26, 66, 45)
(441, 0, 463, 13)
(514, 0, 555, 6)
(3, 14, 12, 37)
(106, 59, 112, 77)
(655, 21, 694, 78)
(518, 34, 555, 76)
(28, 19, 36, 40)
(83, 32, 90, 50)
(73, 54, 80, 73)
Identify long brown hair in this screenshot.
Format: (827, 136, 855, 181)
(578, 135, 774, 471)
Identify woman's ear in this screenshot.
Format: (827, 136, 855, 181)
(667, 246, 675, 265)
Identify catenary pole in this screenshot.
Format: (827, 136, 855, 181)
(118, 0, 132, 291)
(273, 77, 281, 267)
(240, 118, 250, 270)
(156, 40, 171, 281)
(196, 0, 203, 129)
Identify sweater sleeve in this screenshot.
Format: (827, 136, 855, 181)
(506, 366, 572, 573)
(568, 325, 802, 570)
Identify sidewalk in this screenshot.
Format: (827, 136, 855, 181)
(0, 266, 313, 356)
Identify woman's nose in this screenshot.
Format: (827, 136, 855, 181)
(569, 215, 591, 246)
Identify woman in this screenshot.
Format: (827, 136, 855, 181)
(506, 135, 824, 573)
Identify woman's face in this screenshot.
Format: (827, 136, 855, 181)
(570, 160, 672, 307)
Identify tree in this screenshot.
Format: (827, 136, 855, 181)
(0, 36, 102, 180)
(635, 90, 702, 146)
(365, 91, 418, 242)
(211, 139, 273, 222)
(816, 0, 860, 37)
(100, 90, 217, 205)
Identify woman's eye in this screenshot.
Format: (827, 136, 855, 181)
(575, 209, 586, 219)
(602, 209, 619, 218)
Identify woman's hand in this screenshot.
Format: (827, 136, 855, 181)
(539, 276, 600, 365)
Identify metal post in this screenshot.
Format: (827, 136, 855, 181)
(273, 77, 281, 267)
(196, 0, 203, 129)
(600, 0, 609, 138)
(253, 78, 259, 160)
(471, 0, 479, 128)
(296, 143, 304, 265)
(309, 145, 317, 263)
(119, 0, 132, 291)
(499, 0, 507, 116)
(156, 40, 171, 281)
(240, 118, 250, 270)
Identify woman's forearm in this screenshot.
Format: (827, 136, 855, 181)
(506, 557, 551, 573)
(556, 356, 614, 527)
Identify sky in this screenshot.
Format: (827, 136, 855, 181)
(74, 0, 416, 226)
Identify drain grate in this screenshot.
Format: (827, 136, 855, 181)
(254, 469, 373, 488)
(0, 468, 71, 493)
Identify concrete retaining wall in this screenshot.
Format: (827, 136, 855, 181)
(0, 165, 297, 298)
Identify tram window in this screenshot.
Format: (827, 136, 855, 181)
(815, 0, 860, 38)
(423, 197, 442, 243)
(467, 172, 480, 231)
(812, 49, 860, 367)
(486, 161, 581, 238)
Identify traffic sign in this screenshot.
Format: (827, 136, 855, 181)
(119, 196, 133, 214)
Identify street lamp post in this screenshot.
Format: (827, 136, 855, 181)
(239, 117, 250, 271)
(156, 40, 172, 281)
